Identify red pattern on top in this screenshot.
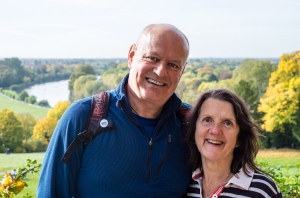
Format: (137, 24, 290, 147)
(209, 184, 226, 198)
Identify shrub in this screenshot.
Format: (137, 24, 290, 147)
(259, 160, 300, 197)
(0, 159, 41, 198)
(38, 100, 50, 107)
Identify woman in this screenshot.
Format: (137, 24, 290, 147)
(185, 89, 282, 198)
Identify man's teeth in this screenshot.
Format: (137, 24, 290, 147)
(207, 140, 222, 145)
(147, 78, 164, 86)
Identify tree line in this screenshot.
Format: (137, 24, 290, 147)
(67, 51, 300, 149)
(0, 51, 299, 153)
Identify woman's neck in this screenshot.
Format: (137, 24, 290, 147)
(201, 159, 232, 184)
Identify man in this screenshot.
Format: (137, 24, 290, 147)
(37, 23, 191, 197)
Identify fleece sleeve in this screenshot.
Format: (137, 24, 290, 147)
(37, 98, 91, 198)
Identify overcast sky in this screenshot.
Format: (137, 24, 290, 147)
(0, 0, 299, 59)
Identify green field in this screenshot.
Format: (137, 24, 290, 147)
(0, 93, 48, 120)
(1, 149, 300, 197)
(0, 153, 45, 197)
(256, 149, 300, 177)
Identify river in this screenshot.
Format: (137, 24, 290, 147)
(25, 80, 70, 108)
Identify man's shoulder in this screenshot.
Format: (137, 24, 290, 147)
(181, 102, 192, 110)
(61, 97, 93, 121)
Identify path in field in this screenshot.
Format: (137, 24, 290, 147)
(0, 170, 12, 175)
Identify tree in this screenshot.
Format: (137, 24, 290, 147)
(71, 75, 110, 101)
(47, 101, 70, 120)
(32, 117, 58, 144)
(0, 108, 23, 152)
(0, 58, 26, 87)
(25, 95, 37, 104)
(68, 64, 95, 91)
(32, 101, 70, 145)
(18, 91, 29, 101)
(16, 113, 37, 141)
(231, 59, 276, 98)
(38, 100, 50, 107)
(233, 80, 258, 116)
(258, 50, 300, 141)
(224, 59, 276, 120)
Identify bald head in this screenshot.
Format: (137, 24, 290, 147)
(135, 24, 189, 63)
(126, 23, 190, 111)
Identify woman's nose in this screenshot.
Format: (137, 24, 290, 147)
(209, 123, 222, 135)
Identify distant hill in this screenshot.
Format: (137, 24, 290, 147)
(0, 93, 48, 120)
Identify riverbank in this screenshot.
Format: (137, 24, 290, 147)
(0, 93, 48, 119)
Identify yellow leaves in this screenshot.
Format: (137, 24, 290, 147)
(32, 117, 58, 142)
(47, 101, 70, 120)
(259, 50, 300, 132)
(9, 180, 26, 195)
(0, 172, 26, 197)
(1, 173, 12, 187)
(31, 100, 70, 145)
(197, 81, 218, 93)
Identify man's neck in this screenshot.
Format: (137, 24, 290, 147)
(126, 85, 163, 119)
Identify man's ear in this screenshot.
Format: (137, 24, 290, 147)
(128, 44, 136, 69)
(180, 62, 187, 76)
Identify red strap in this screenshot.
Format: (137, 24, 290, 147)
(209, 184, 226, 198)
(90, 91, 108, 121)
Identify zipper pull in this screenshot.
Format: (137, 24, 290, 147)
(149, 138, 153, 150)
(168, 134, 171, 142)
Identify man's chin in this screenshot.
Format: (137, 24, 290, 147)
(142, 93, 170, 103)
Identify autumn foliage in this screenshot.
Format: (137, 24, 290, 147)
(259, 50, 300, 141)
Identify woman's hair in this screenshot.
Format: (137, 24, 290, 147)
(184, 88, 262, 175)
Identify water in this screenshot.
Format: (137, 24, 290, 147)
(25, 80, 70, 108)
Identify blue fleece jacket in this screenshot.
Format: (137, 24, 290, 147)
(37, 74, 192, 197)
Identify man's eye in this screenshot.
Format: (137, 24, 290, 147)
(146, 56, 158, 61)
(168, 63, 180, 70)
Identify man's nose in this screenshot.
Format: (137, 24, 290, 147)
(153, 61, 168, 76)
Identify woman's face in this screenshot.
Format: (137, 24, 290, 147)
(195, 98, 240, 164)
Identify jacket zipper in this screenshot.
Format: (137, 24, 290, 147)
(146, 138, 153, 183)
(122, 106, 171, 182)
(156, 134, 171, 176)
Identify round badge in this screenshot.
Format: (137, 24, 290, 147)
(99, 119, 108, 128)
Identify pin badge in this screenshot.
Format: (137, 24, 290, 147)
(100, 119, 108, 128)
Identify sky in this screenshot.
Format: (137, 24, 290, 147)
(0, 0, 299, 59)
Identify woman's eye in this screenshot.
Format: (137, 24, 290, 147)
(202, 118, 212, 123)
(223, 121, 233, 127)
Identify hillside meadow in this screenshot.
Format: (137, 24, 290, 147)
(1, 149, 300, 197)
(0, 93, 48, 120)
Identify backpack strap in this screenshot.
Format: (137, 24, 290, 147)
(176, 103, 190, 127)
(61, 91, 114, 164)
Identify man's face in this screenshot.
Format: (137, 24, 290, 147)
(127, 31, 188, 104)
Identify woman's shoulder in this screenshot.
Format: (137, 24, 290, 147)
(221, 170, 282, 198)
(251, 171, 282, 197)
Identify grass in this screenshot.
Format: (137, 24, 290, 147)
(256, 148, 300, 166)
(0, 93, 48, 120)
(1, 149, 299, 197)
(2, 90, 19, 98)
(0, 153, 45, 197)
(256, 148, 300, 177)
